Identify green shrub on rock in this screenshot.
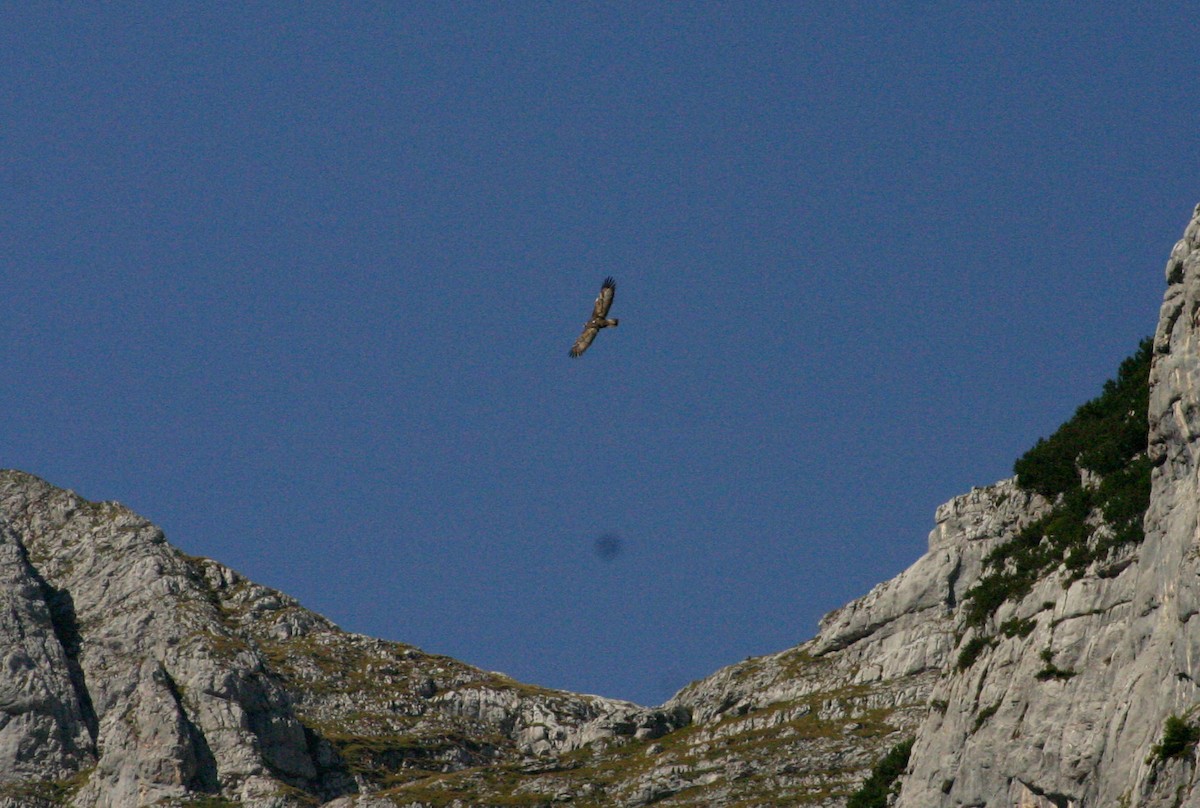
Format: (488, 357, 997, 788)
(1151, 715, 1200, 762)
(847, 738, 914, 808)
(964, 338, 1153, 627)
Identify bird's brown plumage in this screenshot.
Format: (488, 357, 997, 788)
(569, 277, 618, 358)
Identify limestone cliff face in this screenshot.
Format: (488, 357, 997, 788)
(3, 206, 1200, 806)
(890, 204, 1200, 808)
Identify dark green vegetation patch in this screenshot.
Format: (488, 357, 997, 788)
(1034, 648, 1076, 681)
(955, 635, 995, 672)
(964, 338, 1153, 628)
(847, 737, 914, 808)
(1151, 714, 1200, 762)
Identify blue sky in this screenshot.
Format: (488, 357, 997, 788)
(3, 4, 1197, 705)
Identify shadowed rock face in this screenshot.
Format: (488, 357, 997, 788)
(0, 522, 94, 781)
(2, 207, 1199, 806)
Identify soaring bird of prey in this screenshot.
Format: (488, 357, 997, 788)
(569, 277, 619, 358)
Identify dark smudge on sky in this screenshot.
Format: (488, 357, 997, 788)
(593, 534, 623, 561)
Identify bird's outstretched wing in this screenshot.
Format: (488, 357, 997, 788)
(569, 324, 600, 358)
(591, 276, 616, 319)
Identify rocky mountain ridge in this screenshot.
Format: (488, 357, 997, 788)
(0, 469, 704, 807)
(4, 204, 1200, 806)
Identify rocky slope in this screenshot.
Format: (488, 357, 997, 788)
(3, 204, 1200, 806)
(0, 472, 685, 807)
(0, 465, 1047, 807)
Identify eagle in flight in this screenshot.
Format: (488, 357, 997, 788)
(569, 277, 619, 358)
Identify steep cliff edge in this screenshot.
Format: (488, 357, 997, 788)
(894, 203, 1200, 808)
(2, 205, 1198, 806)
